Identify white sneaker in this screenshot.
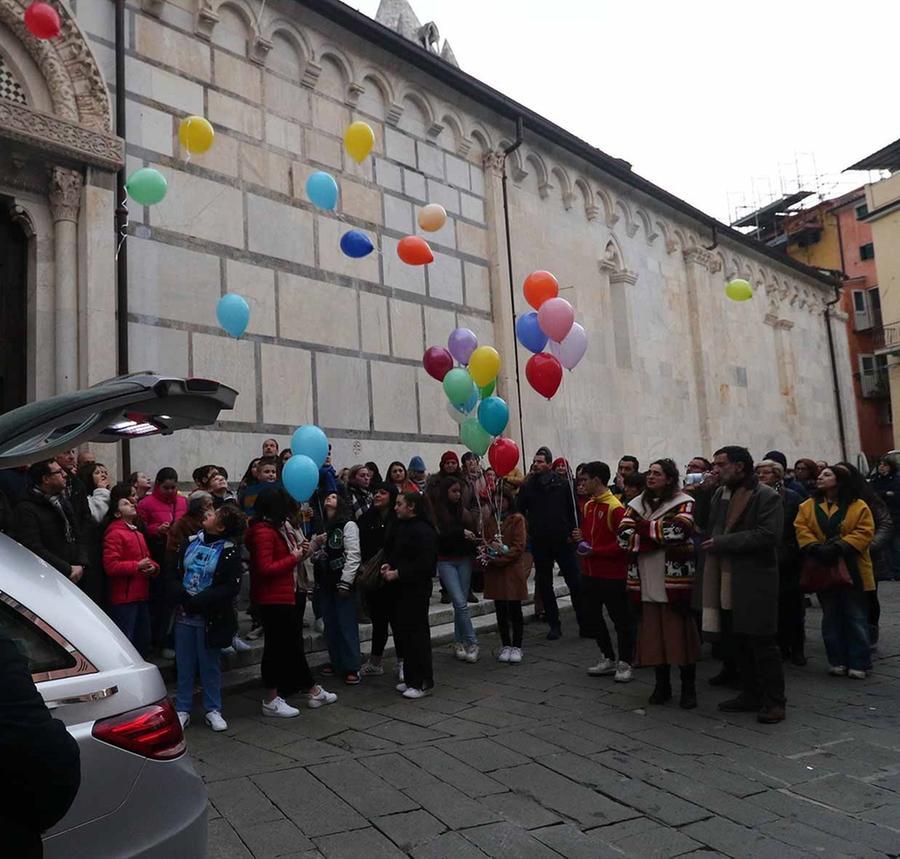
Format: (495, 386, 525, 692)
(308, 687, 337, 709)
(848, 668, 868, 679)
(508, 647, 523, 664)
(497, 646, 512, 663)
(314, 618, 325, 634)
(177, 711, 190, 729)
(262, 696, 300, 718)
(828, 665, 848, 676)
(162, 647, 177, 660)
(402, 687, 430, 699)
(395, 659, 404, 681)
(453, 643, 466, 661)
(465, 644, 479, 664)
(204, 710, 227, 732)
(588, 657, 617, 676)
(231, 635, 252, 653)
(360, 661, 384, 676)
(614, 661, 634, 683)
(395, 682, 408, 693)
(246, 626, 264, 641)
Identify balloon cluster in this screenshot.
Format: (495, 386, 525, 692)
(516, 271, 587, 399)
(423, 331, 520, 478)
(282, 425, 329, 503)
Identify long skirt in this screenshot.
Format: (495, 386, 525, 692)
(636, 602, 700, 667)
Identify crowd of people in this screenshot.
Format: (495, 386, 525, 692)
(0, 437, 894, 732)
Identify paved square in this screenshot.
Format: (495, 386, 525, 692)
(198, 586, 900, 857)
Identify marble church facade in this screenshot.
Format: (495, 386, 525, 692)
(0, 0, 859, 477)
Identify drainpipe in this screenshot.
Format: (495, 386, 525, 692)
(115, 0, 131, 474)
(501, 117, 525, 456)
(825, 275, 849, 462)
(703, 223, 718, 252)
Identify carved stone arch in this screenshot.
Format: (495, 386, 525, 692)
(634, 207, 658, 244)
(523, 151, 551, 199)
(498, 139, 526, 182)
(600, 235, 626, 272)
(468, 123, 493, 160)
(266, 22, 312, 81)
(0, 0, 111, 131)
(655, 220, 676, 254)
(438, 110, 469, 155)
(357, 69, 393, 120)
(208, 0, 257, 53)
(550, 165, 573, 210)
(714, 250, 728, 279)
(595, 186, 617, 228)
(729, 255, 742, 278)
(574, 177, 598, 221)
(398, 88, 440, 137)
(614, 198, 638, 238)
(672, 227, 690, 254)
(315, 44, 356, 100)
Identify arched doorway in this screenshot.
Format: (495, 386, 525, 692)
(0, 201, 26, 413)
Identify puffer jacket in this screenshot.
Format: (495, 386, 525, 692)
(102, 519, 158, 604)
(245, 520, 298, 605)
(137, 486, 188, 540)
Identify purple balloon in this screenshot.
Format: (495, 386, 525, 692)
(448, 327, 478, 365)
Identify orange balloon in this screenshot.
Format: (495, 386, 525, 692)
(523, 271, 559, 309)
(397, 235, 434, 266)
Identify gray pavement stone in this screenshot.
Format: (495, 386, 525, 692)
(492, 762, 637, 828)
(402, 746, 507, 796)
(460, 822, 563, 858)
(861, 802, 900, 828)
(790, 773, 896, 813)
(439, 737, 531, 772)
(759, 818, 884, 858)
(366, 720, 451, 745)
(374, 703, 454, 727)
(525, 724, 609, 756)
(454, 705, 539, 729)
(426, 717, 491, 738)
(681, 816, 817, 859)
(481, 792, 563, 830)
(404, 782, 504, 830)
(410, 831, 488, 858)
(190, 736, 297, 781)
(208, 818, 253, 859)
(372, 810, 446, 851)
(325, 730, 397, 753)
(626, 748, 771, 798)
(314, 826, 407, 858)
(359, 753, 441, 790)
(274, 737, 351, 765)
(491, 729, 566, 759)
(206, 776, 285, 828)
(238, 819, 316, 857)
(532, 823, 626, 858)
(602, 822, 703, 858)
(308, 759, 420, 818)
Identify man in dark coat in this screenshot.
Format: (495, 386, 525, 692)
(518, 446, 583, 639)
(702, 446, 786, 724)
(12, 460, 87, 586)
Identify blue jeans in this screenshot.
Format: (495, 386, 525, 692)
(438, 558, 477, 646)
(819, 587, 871, 671)
(174, 620, 222, 713)
(107, 602, 151, 658)
(318, 588, 361, 673)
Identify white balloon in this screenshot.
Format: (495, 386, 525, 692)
(555, 322, 587, 370)
(446, 401, 467, 424)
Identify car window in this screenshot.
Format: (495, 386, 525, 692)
(0, 597, 77, 679)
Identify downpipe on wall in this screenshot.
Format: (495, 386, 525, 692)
(825, 279, 848, 462)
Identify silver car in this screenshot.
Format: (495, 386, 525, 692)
(0, 374, 238, 857)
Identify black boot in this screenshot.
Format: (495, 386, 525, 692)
(649, 665, 672, 705)
(679, 664, 697, 710)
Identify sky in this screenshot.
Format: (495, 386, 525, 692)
(352, 0, 900, 222)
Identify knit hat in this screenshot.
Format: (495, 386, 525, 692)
(440, 451, 459, 467)
(551, 457, 569, 470)
(535, 446, 553, 463)
(763, 450, 788, 470)
(408, 456, 426, 472)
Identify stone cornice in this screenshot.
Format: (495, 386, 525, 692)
(0, 101, 124, 171)
(683, 245, 721, 273)
(609, 269, 638, 286)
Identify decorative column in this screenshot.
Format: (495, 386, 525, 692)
(49, 166, 83, 394)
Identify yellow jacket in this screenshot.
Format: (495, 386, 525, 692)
(794, 498, 875, 591)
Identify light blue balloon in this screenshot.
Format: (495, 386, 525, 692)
(477, 396, 509, 437)
(291, 424, 329, 468)
(463, 389, 479, 414)
(216, 294, 250, 338)
(306, 171, 339, 210)
(282, 454, 319, 502)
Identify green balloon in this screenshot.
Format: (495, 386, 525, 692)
(460, 417, 491, 456)
(479, 379, 496, 398)
(725, 278, 753, 302)
(443, 367, 475, 406)
(126, 167, 168, 206)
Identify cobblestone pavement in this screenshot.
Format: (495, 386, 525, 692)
(195, 585, 900, 858)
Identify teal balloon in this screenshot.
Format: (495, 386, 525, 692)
(443, 367, 475, 406)
(479, 379, 496, 399)
(216, 294, 250, 338)
(125, 167, 168, 206)
(306, 171, 338, 210)
(291, 425, 329, 468)
(463, 390, 478, 414)
(282, 454, 319, 502)
(477, 396, 509, 437)
(460, 417, 492, 456)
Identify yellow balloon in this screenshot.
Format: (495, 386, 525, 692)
(418, 203, 447, 232)
(344, 121, 375, 163)
(725, 278, 754, 302)
(469, 346, 501, 388)
(178, 115, 214, 154)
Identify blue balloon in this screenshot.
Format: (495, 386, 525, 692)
(515, 311, 548, 354)
(463, 389, 479, 414)
(340, 229, 374, 259)
(216, 294, 250, 338)
(291, 424, 329, 468)
(282, 454, 319, 502)
(306, 171, 338, 210)
(477, 396, 509, 437)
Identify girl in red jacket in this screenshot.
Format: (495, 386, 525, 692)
(245, 487, 337, 718)
(103, 483, 159, 656)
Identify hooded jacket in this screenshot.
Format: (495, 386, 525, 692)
(137, 486, 188, 541)
(245, 520, 299, 605)
(102, 519, 158, 604)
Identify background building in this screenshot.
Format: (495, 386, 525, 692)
(0, 0, 860, 478)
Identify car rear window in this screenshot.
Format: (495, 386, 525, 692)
(0, 599, 77, 676)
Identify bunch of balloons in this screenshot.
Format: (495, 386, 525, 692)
(516, 271, 587, 399)
(283, 425, 329, 502)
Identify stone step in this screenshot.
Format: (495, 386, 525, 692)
(156, 579, 573, 694)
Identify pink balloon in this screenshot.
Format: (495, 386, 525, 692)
(537, 297, 575, 343)
(550, 322, 587, 370)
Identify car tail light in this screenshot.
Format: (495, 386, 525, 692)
(92, 698, 186, 760)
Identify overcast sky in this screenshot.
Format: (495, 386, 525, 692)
(352, 0, 899, 222)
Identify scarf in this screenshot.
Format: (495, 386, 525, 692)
(33, 487, 75, 544)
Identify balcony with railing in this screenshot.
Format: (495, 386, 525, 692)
(858, 365, 890, 399)
(875, 322, 900, 355)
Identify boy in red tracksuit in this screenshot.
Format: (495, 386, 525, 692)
(575, 461, 633, 682)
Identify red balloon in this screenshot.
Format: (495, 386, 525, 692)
(24, 2, 60, 39)
(488, 437, 520, 478)
(422, 346, 453, 381)
(523, 271, 559, 310)
(397, 235, 434, 266)
(525, 352, 563, 399)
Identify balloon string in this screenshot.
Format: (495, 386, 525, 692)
(114, 196, 129, 261)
